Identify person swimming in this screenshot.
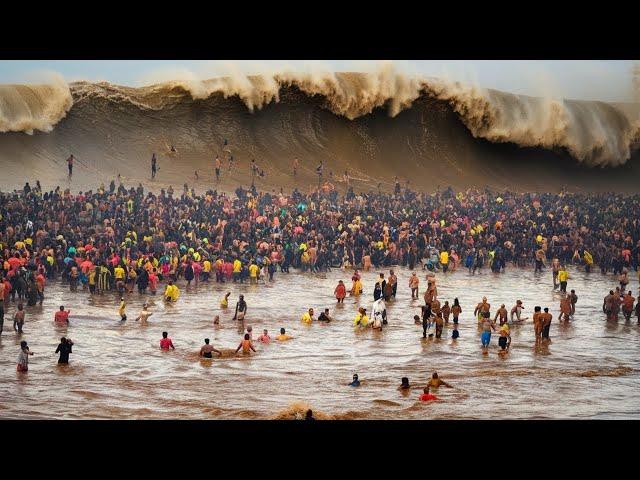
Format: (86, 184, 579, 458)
(419, 386, 439, 402)
(200, 338, 222, 358)
(349, 374, 361, 387)
(276, 328, 292, 341)
(427, 372, 452, 389)
(398, 377, 410, 391)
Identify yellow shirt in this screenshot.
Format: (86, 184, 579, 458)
(354, 313, 369, 327)
(233, 260, 242, 273)
(118, 301, 126, 315)
(220, 296, 228, 308)
(276, 334, 292, 341)
(203, 260, 211, 273)
(440, 251, 449, 265)
(301, 312, 313, 324)
(558, 270, 569, 282)
(114, 266, 125, 280)
(249, 264, 259, 278)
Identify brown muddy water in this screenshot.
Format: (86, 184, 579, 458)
(0, 266, 638, 419)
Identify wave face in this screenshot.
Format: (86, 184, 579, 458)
(0, 82, 73, 134)
(1, 68, 640, 192)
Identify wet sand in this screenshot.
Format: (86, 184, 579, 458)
(1, 265, 639, 419)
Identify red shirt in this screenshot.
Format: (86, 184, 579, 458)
(419, 393, 439, 402)
(55, 310, 70, 323)
(160, 338, 174, 350)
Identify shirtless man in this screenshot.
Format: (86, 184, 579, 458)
(541, 307, 553, 341)
(559, 295, 571, 322)
(603, 290, 614, 320)
(551, 257, 560, 289)
(532, 306, 543, 344)
(200, 338, 222, 358)
(510, 300, 526, 323)
(622, 291, 635, 322)
(569, 290, 578, 317)
(494, 304, 508, 326)
(480, 315, 496, 350)
(134, 304, 153, 324)
(474, 297, 491, 323)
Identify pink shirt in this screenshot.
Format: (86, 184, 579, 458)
(160, 338, 174, 350)
(258, 334, 270, 344)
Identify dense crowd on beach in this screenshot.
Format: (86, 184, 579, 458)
(1, 178, 639, 393)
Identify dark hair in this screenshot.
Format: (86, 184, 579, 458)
(20, 341, 28, 348)
(204, 338, 210, 344)
(244, 333, 250, 340)
(401, 377, 409, 386)
(534, 306, 541, 312)
(61, 337, 66, 343)
(162, 331, 168, 338)
(60, 305, 65, 310)
(432, 372, 438, 378)
(544, 308, 549, 312)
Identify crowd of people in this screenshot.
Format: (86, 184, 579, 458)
(1, 178, 639, 406)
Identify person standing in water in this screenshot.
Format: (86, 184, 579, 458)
(474, 297, 491, 323)
(480, 315, 496, 350)
(349, 374, 361, 387)
(494, 304, 508, 326)
(134, 304, 153, 324)
(55, 337, 74, 364)
(233, 295, 247, 321)
(17, 341, 34, 372)
(151, 153, 157, 179)
(118, 297, 127, 321)
(54, 306, 70, 325)
(557, 266, 569, 293)
(13, 303, 25, 334)
(160, 332, 175, 350)
(200, 338, 222, 358)
(334, 280, 346, 303)
(215, 155, 221, 182)
(569, 290, 578, 317)
(235, 333, 256, 355)
(67, 154, 74, 177)
(409, 272, 419, 299)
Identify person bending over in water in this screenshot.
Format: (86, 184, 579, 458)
(419, 386, 439, 402)
(220, 292, 231, 308)
(200, 338, 222, 358)
(160, 331, 175, 350)
(55, 337, 74, 364)
(276, 328, 292, 341)
(235, 333, 256, 355)
(427, 372, 452, 389)
(353, 307, 369, 328)
(349, 374, 361, 387)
